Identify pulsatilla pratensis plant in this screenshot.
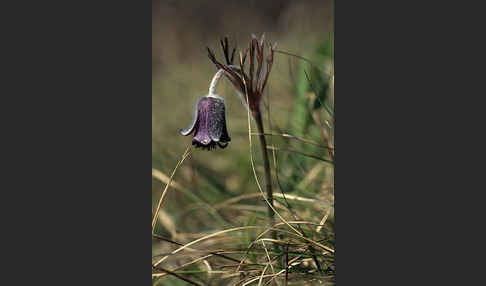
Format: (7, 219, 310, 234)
(180, 34, 276, 151)
(179, 34, 278, 236)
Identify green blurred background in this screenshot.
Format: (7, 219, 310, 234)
(152, 1, 334, 284)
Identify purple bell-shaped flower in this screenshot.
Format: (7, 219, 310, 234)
(180, 95, 231, 150)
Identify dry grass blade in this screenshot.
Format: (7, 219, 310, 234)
(266, 146, 333, 164)
(273, 193, 320, 203)
(256, 238, 293, 247)
(270, 228, 333, 253)
(261, 240, 279, 286)
(152, 144, 192, 233)
(257, 263, 270, 286)
(152, 266, 202, 286)
(273, 49, 330, 77)
(153, 226, 262, 267)
(239, 274, 277, 286)
(214, 193, 262, 208)
(152, 233, 241, 263)
(239, 256, 303, 286)
(250, 132, 333, 150)
(251, 227, 335, 254)
(213, 192, 322, 210)
(153, 254, 213, 280)
(263, 256, 303, 286)
(298, 163, 325, 190)
(316, 208, 332, 233)
(273, 221, 327, 228)
(218, 204, 268, 212)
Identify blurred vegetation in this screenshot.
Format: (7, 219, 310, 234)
(152, 1, 333, 285)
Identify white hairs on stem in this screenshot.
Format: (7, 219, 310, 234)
(207, 67, 252, 117)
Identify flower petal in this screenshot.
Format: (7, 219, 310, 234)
(208, 97, 226, 141)
(179, 98, 201, 136)
(192, 97, 212, 145)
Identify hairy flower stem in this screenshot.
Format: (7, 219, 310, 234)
(253, 110, 277, 241)
(208, 69, 224, 95)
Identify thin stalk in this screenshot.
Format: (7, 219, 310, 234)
(253, 110, 276, 240)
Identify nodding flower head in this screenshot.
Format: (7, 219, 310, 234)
(207, 34, 276, 117)
(179, 95, 231, 150)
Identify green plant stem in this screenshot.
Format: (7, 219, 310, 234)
(253, 110, 276, 240)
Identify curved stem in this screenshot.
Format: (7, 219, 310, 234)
(208, 66, 243, 96)
(208, 69, 225, 95)
(208, 67, 251, 113)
